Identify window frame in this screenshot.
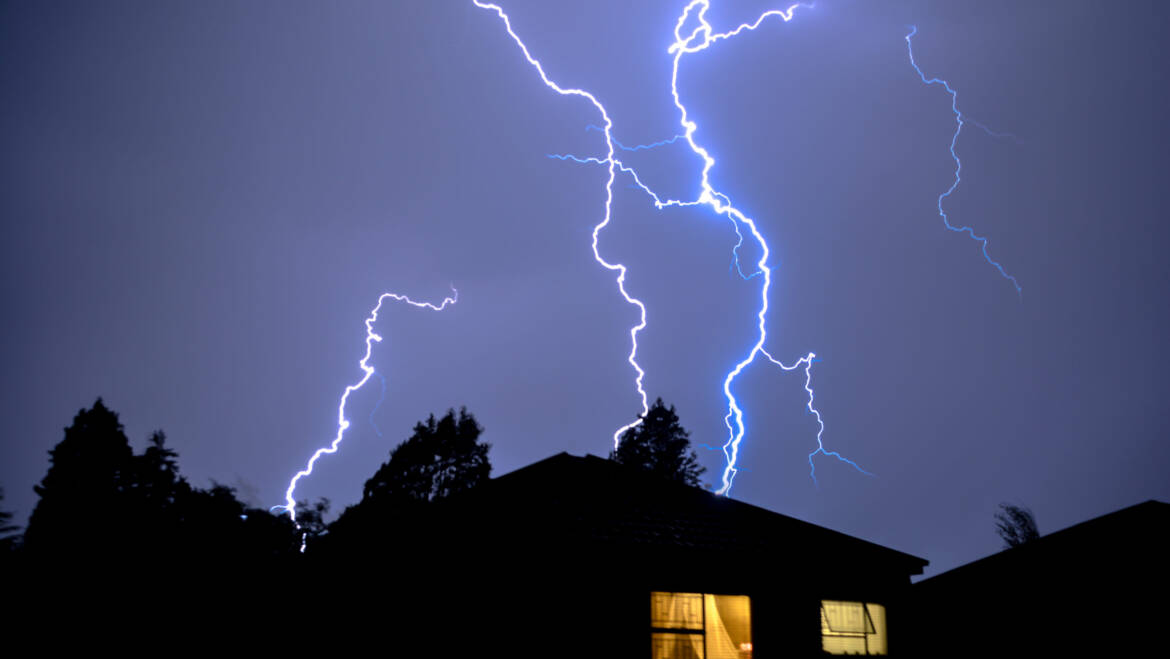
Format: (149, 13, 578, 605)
(819, 599, 888, 656)
(650, 591, 753, 658)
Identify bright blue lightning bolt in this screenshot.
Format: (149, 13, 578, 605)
(275, 288, 456, 550)
(905, 25, 1022, 297)
(666, 0, 871, 495)
(480, 0, 870, 495)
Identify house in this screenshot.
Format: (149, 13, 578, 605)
(908, 499, 1169, 656)
(361, 452, 927, 657)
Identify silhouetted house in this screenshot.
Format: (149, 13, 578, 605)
(368, 453, 926, 657)
(908, 500, 1169, 657)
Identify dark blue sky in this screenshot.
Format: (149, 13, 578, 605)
(3, 0, 1168, 577)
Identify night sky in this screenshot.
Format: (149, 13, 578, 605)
(3, 0, 1168, 577)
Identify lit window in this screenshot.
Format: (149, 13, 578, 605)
(651, 591, 752, 659)
(820, 600, 887, 655)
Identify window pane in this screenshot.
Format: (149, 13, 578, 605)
(822, 600, 872, 633)
(652, 592, 703, 630)
(820, 600, 887, 656)
(652, 632, 704, 659)
(822, 632, 868, 655)
(705, 594, 752, 659)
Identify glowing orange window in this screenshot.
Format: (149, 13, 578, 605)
(651, 591, 752, 659)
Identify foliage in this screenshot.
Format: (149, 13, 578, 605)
(361, 407, 491, 507)
(320, 408, 491, 555)
(609, 398, 705, 487)
(20, 399, 490, 563)
(995, 503, 1040, 548)
(176, 481, 300, 559)
(22, 398, 299, 561)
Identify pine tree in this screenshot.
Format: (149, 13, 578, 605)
(610, 398, 705, 487)
(23, 399, 136, 555)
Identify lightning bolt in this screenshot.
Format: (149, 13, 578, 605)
(905, 25, 1022, 296)
(669, 1, 863, 496)
(760, 350, 872, 487)
(277, 6, 1022, 531)
(664, 0, 870, 494)
(275, 288, 457, 550)
(471, 1, 651, 447)
(478, 0, 870, 495)
(585, 124, 685, 153)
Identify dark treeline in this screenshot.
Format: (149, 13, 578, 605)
(8, 399, 301, 565)
(3, 396, 703, 564)
(1, 399, 504, 567)
(3, 396, 703, 647)
(1, 398, 501, 644)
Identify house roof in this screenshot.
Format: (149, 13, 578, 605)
(915, 499, 1169, 590)
(445, 452, 927, 577)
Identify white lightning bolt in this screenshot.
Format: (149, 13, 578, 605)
(277, 288, 457, 550)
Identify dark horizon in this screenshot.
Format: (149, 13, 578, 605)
(3, 0, 1168, 579)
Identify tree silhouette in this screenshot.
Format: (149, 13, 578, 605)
(23, 398, 300, 562)
(321, 408, 491, 555)
(125, 430, 189, 550)
(178, 482, 298, 559)
(23, 398, 137, 555)
(610, 398, 705, 487)
(995, 503, 1040, 548)
(362, 407, 491, 507)
(136, 431, 183, 503)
